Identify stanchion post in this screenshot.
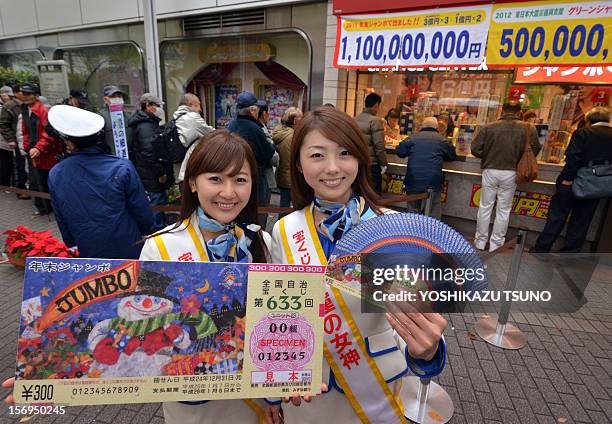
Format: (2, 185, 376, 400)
(497, 230, 526, 326)
(475, 230, 529, 349)
(401, 376, 454, 424)
(424, 188, 433, 217)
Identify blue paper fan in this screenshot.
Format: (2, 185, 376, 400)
(328, 213, 489, 306)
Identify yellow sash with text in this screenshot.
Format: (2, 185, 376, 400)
(279, 206, 406, 423)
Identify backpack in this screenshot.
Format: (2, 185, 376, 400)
(151, 113, 188, 164)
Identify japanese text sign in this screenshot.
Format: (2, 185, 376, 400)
(487, 0, 612, 66)
(514, 65, 612, 83)
(109, 104, 129, 159)
(334, 5, 492, 69)
(13, 259, 325, 406)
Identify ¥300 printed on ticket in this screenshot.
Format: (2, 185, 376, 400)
(13, 258, 325, 406)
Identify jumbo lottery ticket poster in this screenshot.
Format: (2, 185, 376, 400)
(13, 258, 325, 406)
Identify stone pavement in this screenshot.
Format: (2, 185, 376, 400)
(1, 191, 611, 424)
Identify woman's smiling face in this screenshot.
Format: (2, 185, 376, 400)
(191, 162, 252, 224)
(298, 129, 358, 204)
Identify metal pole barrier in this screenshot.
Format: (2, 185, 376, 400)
(423, 188, 433, 217)
(401, 377, 454, 424)
(475, 229, 528, 349)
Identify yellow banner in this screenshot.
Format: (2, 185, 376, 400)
(486, 0, 612, 66)
(343, 10, 488, 31)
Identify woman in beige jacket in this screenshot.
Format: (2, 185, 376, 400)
(271, 107, 303, 210)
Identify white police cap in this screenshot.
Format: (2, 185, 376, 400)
(48, 105, 104, 138)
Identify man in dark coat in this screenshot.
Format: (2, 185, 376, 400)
(128, 93, 173, 230)
(396, 116, 457, 219)
(226, 92, 275, 225)
(0, 85, 28, 194)
(48, 105, 154, 259)
(533, 107, 612, 253)
(355, 93, 387, 194)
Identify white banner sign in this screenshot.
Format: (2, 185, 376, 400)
(109, 104, 129, 159)
(334, 5, 492, 69)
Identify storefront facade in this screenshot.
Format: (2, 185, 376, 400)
(0, 1, 328, 123)
(326, 0, 612, 247)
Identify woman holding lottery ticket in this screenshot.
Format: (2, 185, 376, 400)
(139, 130, 280, 424)
(271, 107, 447, 423)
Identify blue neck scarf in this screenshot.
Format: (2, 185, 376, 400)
(196, 207, 260, 262)
(314, 196, 365, 241)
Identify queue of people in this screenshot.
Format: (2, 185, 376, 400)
(0, 84, 610, 256)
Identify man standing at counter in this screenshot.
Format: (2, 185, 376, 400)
(533, 107, 612, 253)
(471, 102, 541, 252)
(396, 116, 456, 219)
(356, 93, 387, 194)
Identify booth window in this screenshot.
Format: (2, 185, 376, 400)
(161, 32, 310, 129)
(54, 44, 145, 114)
(0, 51, 44, 73)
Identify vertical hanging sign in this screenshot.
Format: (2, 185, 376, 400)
(110, 104, 129, 159)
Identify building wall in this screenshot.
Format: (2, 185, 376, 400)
(322, 0, 357, 114)
(0, 1, 328, 109)
(0, 0, 314, 39)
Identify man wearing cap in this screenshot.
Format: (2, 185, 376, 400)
(396, 116, 457, 219)
(128, 93, 173, 230)
(99, 85, 133, 156)
(0, 84, 29, 197)
(227, 92, 275, 224)
(21, 83, 63, 215)
(65, 89, 90, 109)
(47, 105, 155, 259)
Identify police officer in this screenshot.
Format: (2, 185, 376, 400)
(47, 105, 155, 259)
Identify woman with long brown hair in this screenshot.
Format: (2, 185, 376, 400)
(140, 130, 278, 423)
(271, 107, 447, 422)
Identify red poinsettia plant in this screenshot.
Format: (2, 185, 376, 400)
(3, 225, 78, 259)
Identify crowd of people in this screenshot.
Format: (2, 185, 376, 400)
(0, 85, 610, 256)
(1, 82, 611, 422)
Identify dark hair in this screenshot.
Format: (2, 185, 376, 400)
(258, 103, 269, 120)
(365, 93, 382, 108)
(502, 102, 521, 115)
(585, 107, 611, 124)
(290, 107, 382, 212)
(385, 108, 400, 120)
(155, 130, 268, 263)
(437, 113, 455, 137)
(523, 111, 537, 121)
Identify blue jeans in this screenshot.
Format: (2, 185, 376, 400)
(148, 190, 168, 231)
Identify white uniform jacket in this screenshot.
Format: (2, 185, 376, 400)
(140, 213, 271, 424)
(271, 205, 414, 423)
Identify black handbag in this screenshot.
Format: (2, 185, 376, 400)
(572, 160, 612, 199)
